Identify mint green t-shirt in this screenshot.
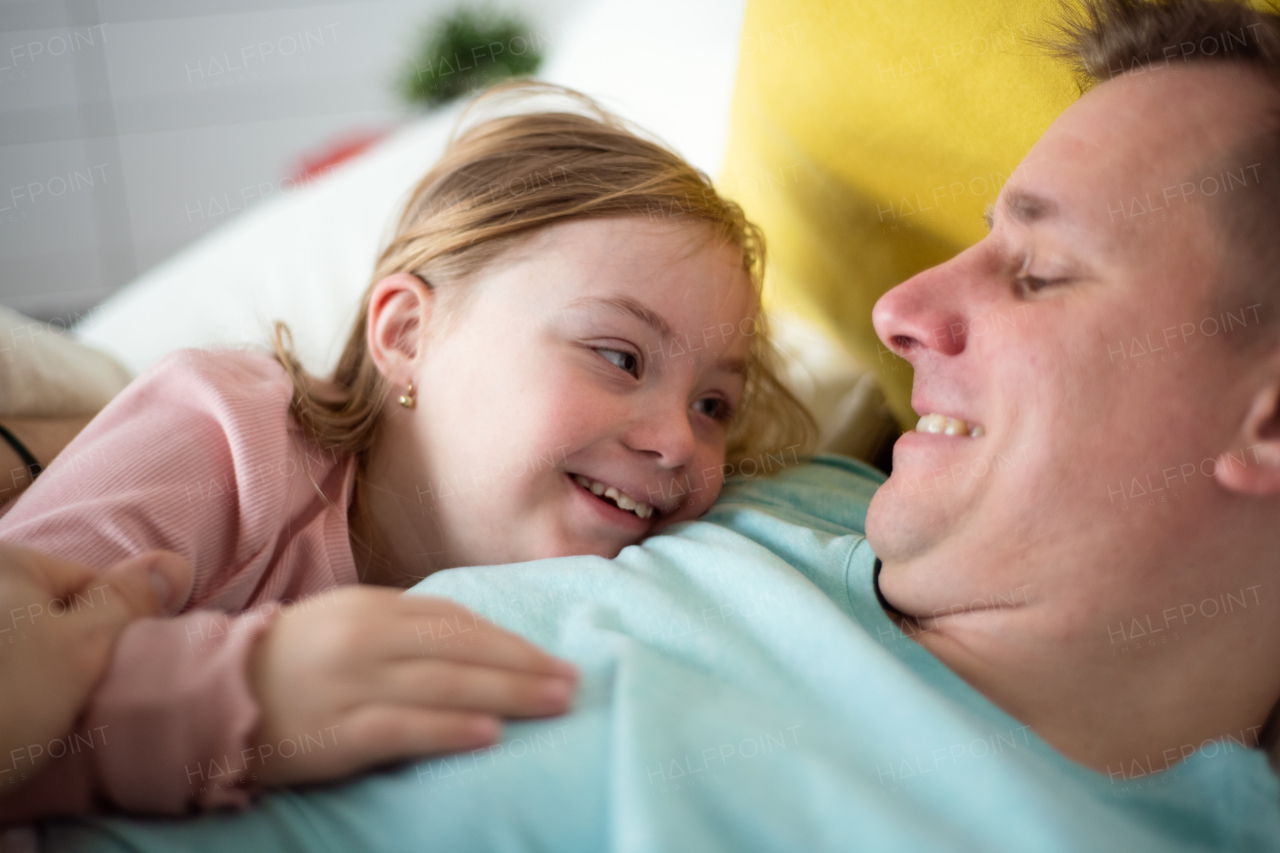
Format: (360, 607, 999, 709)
(48, 456, 1280, 851)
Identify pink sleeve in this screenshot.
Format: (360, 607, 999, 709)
(0, 349, 296, 590)
(0, 351, 300, 817)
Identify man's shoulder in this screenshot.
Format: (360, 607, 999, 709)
(708, 453, 885, 538)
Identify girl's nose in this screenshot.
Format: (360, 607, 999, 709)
(624, 397, 697, 470)
(872, 255, 973, 361)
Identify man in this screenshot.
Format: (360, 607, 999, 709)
(29, 0, 1280, 850)
(868, 0, 1280, 776)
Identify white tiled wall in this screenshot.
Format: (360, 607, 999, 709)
(0, 0, 584, 322)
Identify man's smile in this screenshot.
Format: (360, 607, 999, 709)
(914, 413, 986, 438)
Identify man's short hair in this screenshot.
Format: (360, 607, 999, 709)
(1049, 0, 1280, 342)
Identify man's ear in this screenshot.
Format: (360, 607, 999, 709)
(367, 272, 434, 386)
(1215, 381, 1280, 495)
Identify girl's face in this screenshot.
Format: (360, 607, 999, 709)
(403, 216, 755, 569)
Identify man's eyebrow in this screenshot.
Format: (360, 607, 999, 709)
(996, 188, 1062, 227)
(572, 296, 674, 340)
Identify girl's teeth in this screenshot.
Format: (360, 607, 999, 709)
(915, 413, 984, 437)
(572, 475, 654, 519)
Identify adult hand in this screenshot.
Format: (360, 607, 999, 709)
(246, 585, 578, 786)
(0, 542, 193, 778)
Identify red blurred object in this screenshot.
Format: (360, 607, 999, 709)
(291, 129, 393, 183)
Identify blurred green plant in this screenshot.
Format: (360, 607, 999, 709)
(399, 7, 544, 107)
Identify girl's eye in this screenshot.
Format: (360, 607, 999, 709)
(693, 396, 732, 422)
(597, 348, 640, 377)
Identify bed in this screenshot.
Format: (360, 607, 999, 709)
(41, 456, 1280, 852)
(8, 0, 1278, 850)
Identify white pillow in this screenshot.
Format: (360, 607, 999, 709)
(75, 105, 463, 377)
(768, 313, 896, 460)
(0, 305, 131, 418)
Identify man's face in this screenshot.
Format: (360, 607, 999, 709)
(867, 64, 1272, 640)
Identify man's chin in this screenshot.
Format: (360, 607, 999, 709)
(866, 482, 919, 561)
(867, 470, 974, 561)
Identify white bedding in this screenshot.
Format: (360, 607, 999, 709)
(0, 304, 130, 418)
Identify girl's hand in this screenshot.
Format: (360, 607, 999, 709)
(246, 585, 577, 787)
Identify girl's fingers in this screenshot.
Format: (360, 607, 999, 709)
(376, 658, 575, 718)
(334, 707, 501, 777)
(257, 706, 501, 788)
(387, 598, 577, 678)
(312, 588, 575, 679)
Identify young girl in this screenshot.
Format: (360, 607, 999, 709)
(0, 83, 814, 818)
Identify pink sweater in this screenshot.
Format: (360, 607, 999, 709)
(0, 349, 358, 818)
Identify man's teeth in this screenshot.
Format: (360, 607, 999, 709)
(915, 413, 985, 438)
(573, 475, 654, 519)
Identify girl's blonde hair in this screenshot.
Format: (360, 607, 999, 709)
(275, 81, 816, 476)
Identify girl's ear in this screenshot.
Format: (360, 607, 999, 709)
(1215, 380, 1280, 495)
(367, 273, 435, 385)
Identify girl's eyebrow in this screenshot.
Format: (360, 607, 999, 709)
(716, 357, 749, 379)
(570, 296, 674, 340)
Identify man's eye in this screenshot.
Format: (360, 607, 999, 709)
(1016, 273, 1066, 295)
(597, 348, 639, 377)
(693, 396, 732, 422)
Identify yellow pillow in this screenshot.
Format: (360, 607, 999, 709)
(721, 0, 1079, 426)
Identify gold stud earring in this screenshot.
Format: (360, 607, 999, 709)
(398, 381, 416, 409)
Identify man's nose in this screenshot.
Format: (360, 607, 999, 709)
(871, 257, 971, 361)
(624, 395, 697, 470)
